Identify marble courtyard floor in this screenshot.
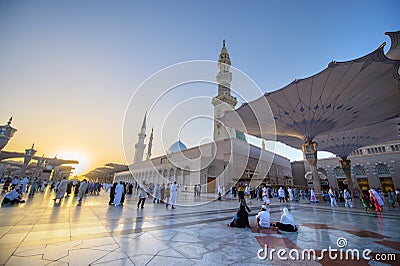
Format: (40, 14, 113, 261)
(0, 189, 399, 265)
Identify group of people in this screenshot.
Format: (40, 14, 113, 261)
(0, 175, 96, 206)
(360, 188, 386, 212)
(1, 187, 25, 206)
(52, 178, 91, 203)
(228, 182, 297, 232)
(228, 202, 298, 233)
(327, 187, 354, 208)
(109, 180, 179, 209)
(2, 176, 45, 196)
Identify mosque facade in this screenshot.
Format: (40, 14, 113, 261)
(114, 42, 293, 192)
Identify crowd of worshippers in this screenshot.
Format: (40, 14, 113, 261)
(0, 175, 105, 205)
(227, 182, 400, 210)
(226, 184, 309, 203)
(108, 181, 180, 209)
(324, 186, 400, 211)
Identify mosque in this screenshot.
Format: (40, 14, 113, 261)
(114, 42, 293, 192)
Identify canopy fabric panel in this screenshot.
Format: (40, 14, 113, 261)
(313, 117, 399, 158)
(386, 30, 400, 60)
(222, 41, 400, 152)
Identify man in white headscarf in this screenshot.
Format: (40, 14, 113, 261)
(271, 207, 297, 232)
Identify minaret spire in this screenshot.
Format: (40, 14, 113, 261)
(212, 40, 238, 141)
(134, 112, 147, 164)
(141, 111, 147, 129)
(147, 126, 154, 160)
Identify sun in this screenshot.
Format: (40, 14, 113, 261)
(55, 150, 90, 176)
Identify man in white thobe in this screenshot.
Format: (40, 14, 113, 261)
(21, 177, 29, 193)
(288, 187, 294, 202)
(168, 181, 178, 209)
(54, 178, 68, 202)
(114, 181, 124, 206)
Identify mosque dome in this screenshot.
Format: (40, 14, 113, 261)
(168, 140, 187, 154)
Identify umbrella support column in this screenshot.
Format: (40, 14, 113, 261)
(302, 141, 323, 202)
(339, 158, 355, 197)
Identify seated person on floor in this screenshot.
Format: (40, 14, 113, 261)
(256, 205, 270, 228)
(271, 207, 298, 232)
(2, 188, 25, 205)
(227, 204, 251, 228)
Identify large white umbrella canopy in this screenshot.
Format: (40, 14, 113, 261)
(222, 34, 400, 148)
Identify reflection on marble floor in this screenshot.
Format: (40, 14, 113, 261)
(0, 189, 399, 265)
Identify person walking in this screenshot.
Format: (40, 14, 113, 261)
(370, 188, 384, 212)
(278, 187, 285, 203)
(113, 181, 124, 206)
(40, 179, 48, 192)
(77, 179, 88, 204)
(165, 183, 170, 207)
(153, 183, 161, 203)
(20, 176, 29, 193)
(344, 189, 353, 208)
(160, 183, 165, 203)
(109, 182, 117, 205)
(217, 185, 222, 200)
(137, 187, 147, 208)
(29, 177, 38, 196)
(328, 187, 338, 207)
(388, 190, 396, 207)
(54, 177, 68, 203)
(167, 181, 178, 209)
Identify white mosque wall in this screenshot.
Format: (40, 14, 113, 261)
(114, 138, 293, 192)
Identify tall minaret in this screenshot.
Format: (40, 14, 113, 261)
(146, 126, 154, 160)
(212, 40, 238, 141)
(134, 113, 147, 164)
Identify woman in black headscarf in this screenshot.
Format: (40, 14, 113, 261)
(227, 204, 251, 228)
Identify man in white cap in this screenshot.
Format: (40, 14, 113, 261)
(256, 205, 270, 229)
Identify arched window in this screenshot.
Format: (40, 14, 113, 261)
(317, 167, 327, 176)
(354, 165, 366, 177)
(376, 163, 390, 176)
(333, 167, 345, 178)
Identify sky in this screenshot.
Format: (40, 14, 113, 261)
(0, 0, 399, 175)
